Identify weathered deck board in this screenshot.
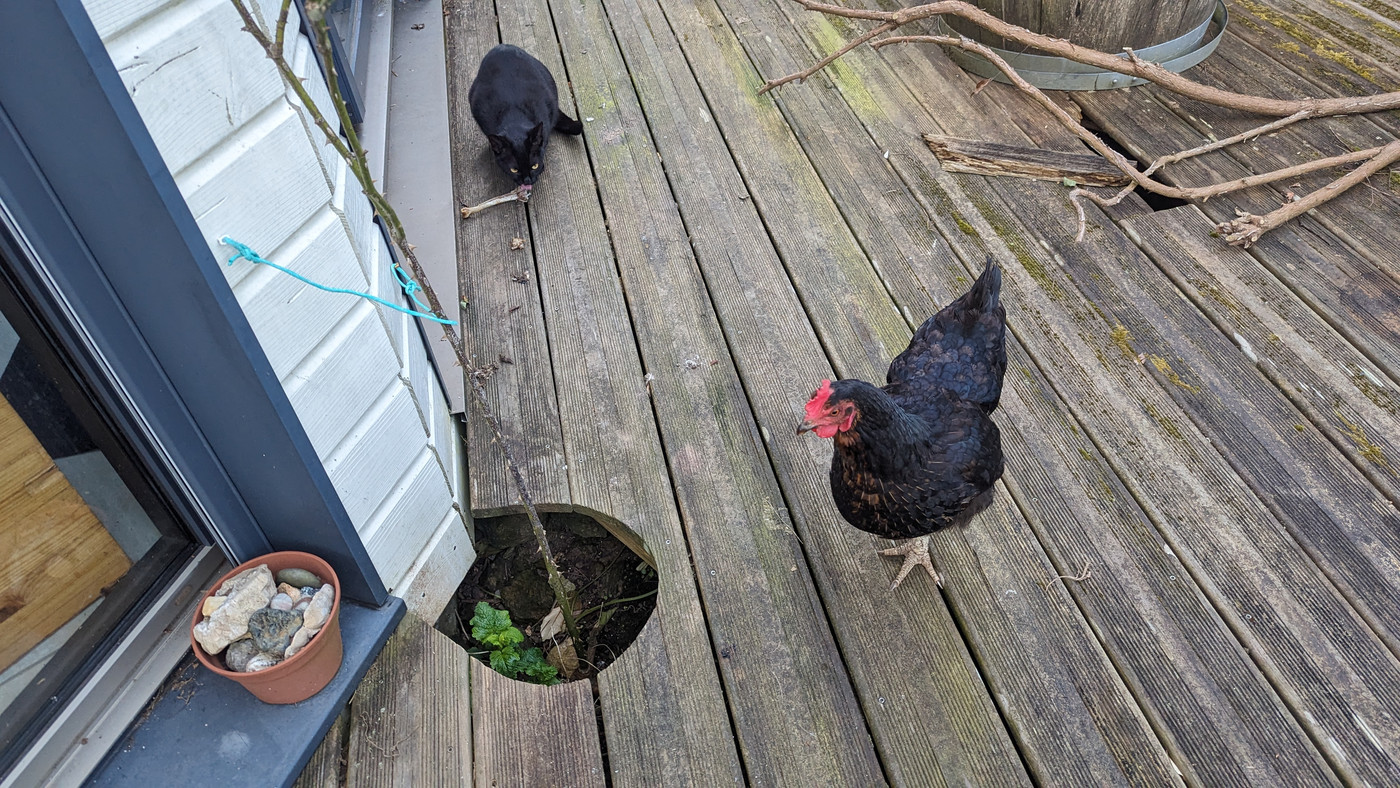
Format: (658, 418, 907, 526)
(547, 0, 890, 782)
(924, 123, 1400, 782)
(344, 616, 472, 786)
(597, 0, 1091, 783)
(470, 659, 604, 786)
(1227, 0, 1400, 98)
(1123, 205, 1400, 514)
(490, 0, 748, 782)
(1171, 39, 1400, 271)
(1047, 213, 1400, 785)
(445, 1, 571, 517)
(291, 710, 346, 788)
(760, 5, 1333, 785)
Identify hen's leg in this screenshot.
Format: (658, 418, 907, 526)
(880, 536, 941, 590)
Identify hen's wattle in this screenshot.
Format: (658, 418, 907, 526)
(799, 259, 1007, 587)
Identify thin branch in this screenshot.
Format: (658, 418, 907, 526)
(577, 588, 659, 621)
(273, 0, 291, 56)
(230, 0, 354, 167)
(1217, 139, 1400, 247)
(1040, 562, 1092, 590)
(757, 21, 897, 94)
(1142, 110, 1314, 177)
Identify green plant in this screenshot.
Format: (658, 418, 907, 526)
(470, 602, 559, 685)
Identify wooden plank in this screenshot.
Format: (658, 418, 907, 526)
(1056, 210, 1400, 786)
(1255, 0, 1400, 72)
(542, 0, 890, 783)
(0, 395, 131, 672)
(1226, 0, 1400, 96)
(1122, 205, 1400, 503)
(482, 0, 747, 783)
(1066, 15, 1400, 279)
(764, 2, 1380, 784)
(345, 615, 472, 787)
(470, 659, 603, 787)
(1330, 0, 1400, 43)
(444, 2, 571, 517)
(924, 134, 1133, 186)
(291, 709, 346, 788)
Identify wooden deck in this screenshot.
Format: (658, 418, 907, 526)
(306, 0, 1400, 784)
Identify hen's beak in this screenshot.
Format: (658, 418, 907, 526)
(796, 419, 816, 435)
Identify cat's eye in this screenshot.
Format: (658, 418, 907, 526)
(510, 168, 518, 173)
(531, 164, 539, 170)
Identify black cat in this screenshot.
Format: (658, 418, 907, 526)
(468, 44, 583, 191)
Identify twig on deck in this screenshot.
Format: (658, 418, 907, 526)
(1040, 562, 1092, 590)
(1142, 110, 1314, 177)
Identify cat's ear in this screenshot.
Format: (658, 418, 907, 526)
(526, 123, 545, 151)
(487, 134, 509, 155)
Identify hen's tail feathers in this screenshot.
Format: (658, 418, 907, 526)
(969, 256, 1001, 313)
(555, 111, 584, 135)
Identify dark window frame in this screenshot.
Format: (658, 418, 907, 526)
(318, 0, 376, 125)
(0, 0, 388, 607)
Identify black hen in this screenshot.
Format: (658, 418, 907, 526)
(798, 258, 1007, 589)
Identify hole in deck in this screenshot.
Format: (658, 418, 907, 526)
(1082, 115, 1190, 212)
(440, 510, 658, 685)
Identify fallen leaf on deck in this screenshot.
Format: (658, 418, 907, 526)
(511, 237, 525, 250)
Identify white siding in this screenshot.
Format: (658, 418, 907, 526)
(82, 0, 472, 619)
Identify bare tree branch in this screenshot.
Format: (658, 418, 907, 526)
(768, 0, 1400, 246)
(767, 1, 1400, 118)
(1217, 139, 1400, 247)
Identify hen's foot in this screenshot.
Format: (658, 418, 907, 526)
(880, 536, 941, 590)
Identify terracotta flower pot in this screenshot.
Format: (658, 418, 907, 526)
(190, 551, 343, 704)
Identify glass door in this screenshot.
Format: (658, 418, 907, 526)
(0, 221, 197, 775)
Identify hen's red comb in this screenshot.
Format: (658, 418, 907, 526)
(804, 379, 833, 421)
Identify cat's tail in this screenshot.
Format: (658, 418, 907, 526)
(554, 110, 584, 136)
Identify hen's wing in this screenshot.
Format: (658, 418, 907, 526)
(886, 259, 1007, 414)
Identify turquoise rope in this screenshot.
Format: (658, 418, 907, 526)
(220, 236, 457, 325)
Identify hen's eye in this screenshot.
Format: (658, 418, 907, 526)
(510, 168, 518, 173)
(531, 163, 540, 170)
